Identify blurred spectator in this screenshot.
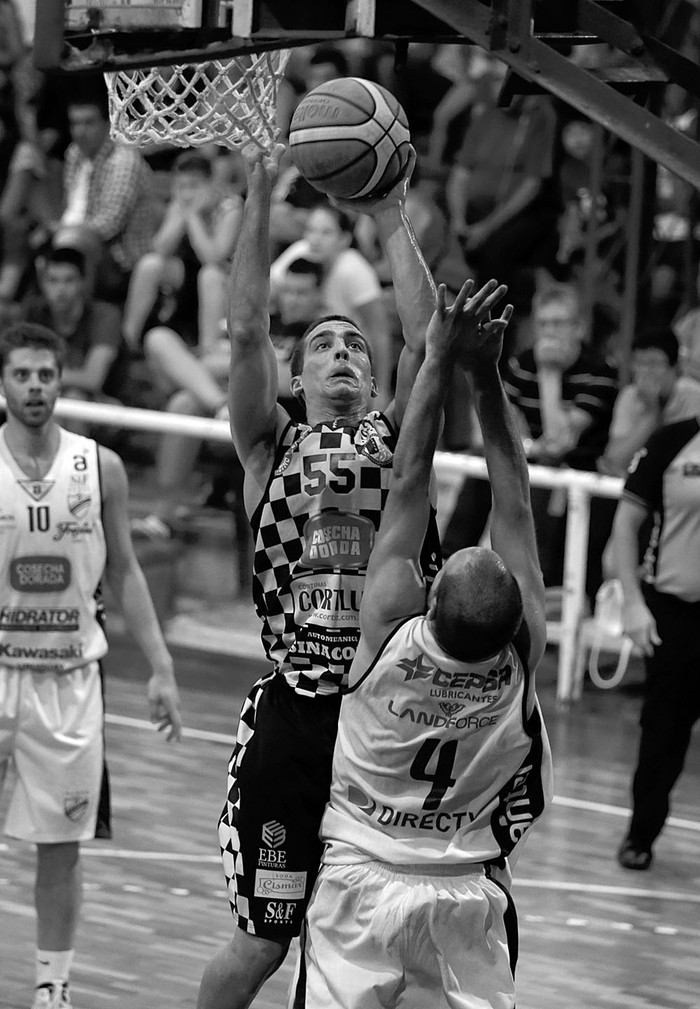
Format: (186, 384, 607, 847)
(270, 201, 393, 403)
(20, 246, 127, 430)
(446, 53, 560, 319)
(122, 151, 241, 352)
(673, 259, 700, 355)
(599, 329, 700, 478)
(554, 117, 626, 279)
(0, 61, 71, 303)
(270, 256, 323, 422)
(132, 254, 323, 539)
(269, 147, 324, 260)
(443, 283, 618, 606)
(277, 45, 350, 140)
(50, 86, 157, 304)
(425, 46, 487, 178)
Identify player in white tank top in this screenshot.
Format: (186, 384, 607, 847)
(0, 323, 182, 1009)
(298, 281, 552, 1009)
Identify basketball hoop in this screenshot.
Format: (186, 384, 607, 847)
(104, 49, 290, 153)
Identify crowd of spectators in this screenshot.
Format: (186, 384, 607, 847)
(1, 14, 699, 604)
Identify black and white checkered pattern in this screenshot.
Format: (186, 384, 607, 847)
(249, 413, 401, 697)
(219, 670, 274, 933)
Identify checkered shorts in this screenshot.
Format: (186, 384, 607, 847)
(218, 671, 341, 939)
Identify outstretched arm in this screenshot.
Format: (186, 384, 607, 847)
(358, 280, 506, 654)
(465, 327, 546, 673)
(332, 150, 437, 425)
(227, 148, 284, 478)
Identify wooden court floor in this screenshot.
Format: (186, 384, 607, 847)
(2, 636, 699, 1009)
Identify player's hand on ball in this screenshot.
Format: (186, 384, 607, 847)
(328, 145, 417, 217)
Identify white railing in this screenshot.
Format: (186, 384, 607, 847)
(6, 397, 624, 704)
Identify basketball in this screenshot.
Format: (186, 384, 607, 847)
(288, 77, 411, 201)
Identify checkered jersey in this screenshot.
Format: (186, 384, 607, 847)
(250, 411, 441, 697)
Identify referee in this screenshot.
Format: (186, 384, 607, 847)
(612, 417, 700, 870)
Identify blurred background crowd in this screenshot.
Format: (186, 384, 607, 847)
(1, 1, 699, 608)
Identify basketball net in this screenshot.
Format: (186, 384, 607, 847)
(104, 49, 290, 153)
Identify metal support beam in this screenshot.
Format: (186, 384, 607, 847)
(411, 0, 700, 190)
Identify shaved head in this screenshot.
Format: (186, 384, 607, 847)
(429, 548, 523, 662)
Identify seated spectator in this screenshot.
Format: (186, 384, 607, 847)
(270, 201, 393, 402)
(442, 283, 618, 607)
(132, 255, 322, 540)
(50, 83, 158, 304)
(122, 151, 241, 352)
(21, 246, 127, 424)
(599, 329, 700, 477)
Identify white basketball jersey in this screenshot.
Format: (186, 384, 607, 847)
(322, 615, 553, 865)
(0, 426, 108, 672)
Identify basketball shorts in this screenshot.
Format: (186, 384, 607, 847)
(295, 860, 518, 1009)
(0, 662, 107, 843)
(218, 671, 342, 940)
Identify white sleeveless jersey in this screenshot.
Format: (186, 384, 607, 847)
(0, 426, 108, 672)
(322, 615, 553, 865)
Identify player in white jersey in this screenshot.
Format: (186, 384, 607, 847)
(298, 282, 553, 1009)
(196, 144, 507, 1009)
(0, 323, 182, 1009)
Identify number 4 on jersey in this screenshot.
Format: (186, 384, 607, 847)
(409, 738, 458, 811)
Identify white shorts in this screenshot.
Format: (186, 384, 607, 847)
(296, 860, 517, 1009)
(0, 662, 105, 843)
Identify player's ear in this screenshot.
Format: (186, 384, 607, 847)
(370, 376, 378, 398)
(290, 375, 304, 400)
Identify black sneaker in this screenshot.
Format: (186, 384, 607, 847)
(617, 839, 652, 870)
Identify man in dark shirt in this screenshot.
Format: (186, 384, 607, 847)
(22, 246, 127, 405)
(612, 416, 700, 870)
(443, 283, 618, 605)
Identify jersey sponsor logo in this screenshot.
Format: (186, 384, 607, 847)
(0, 606, 80, 632)
(355, 417, 393, 466)
(290, 626, 360, 668)
(292, 571, 364, 632)
(263, 900, 297, 924)
(398, 654, 514, 702)
(387, 698, 499, 730)
(300, 512, 374, 568)
(18, 479, 54, 502)
(10, 556, 72, 592)
(0, 641, 83, 661)
(682, 462, 700, 477)
(347, 785, 475, 833)
(253, 870, 307, 899)
(67, 492, 92, 519)
(261, 821, 286, 848)
(52, 521, 93, 542)
(492, 761, 542, 851)
(64, 790, 90, 823)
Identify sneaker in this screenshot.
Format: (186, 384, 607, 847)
(31, 982, 72, 1009)
(130, 514, 175, 541)
(617, 838, 652, 870)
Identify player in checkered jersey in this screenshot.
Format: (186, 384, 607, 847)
(196, 145, 506, 1009)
